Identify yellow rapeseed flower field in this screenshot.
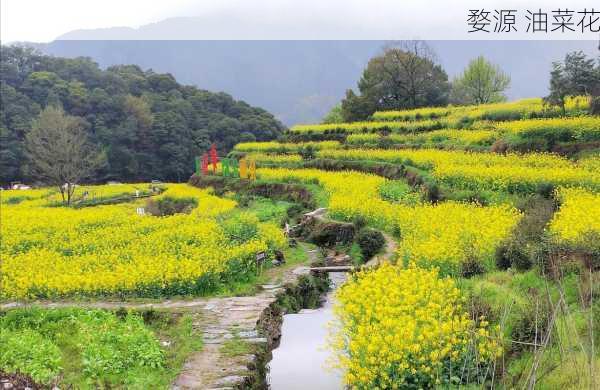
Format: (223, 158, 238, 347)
(1, 184, 284, 299)
(549, 187, 600, 247)
(346, 129, 498, 147)
(317, 148, 600, 192)
(233, 141, 341, 152)
(332, 264, 502, 388)
(357, 97, 589, 124)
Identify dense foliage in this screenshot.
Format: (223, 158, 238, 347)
(0, 46, 285, 185)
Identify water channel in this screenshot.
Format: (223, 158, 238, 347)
(268, 273, 347, 389)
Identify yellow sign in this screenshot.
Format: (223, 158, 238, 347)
(239, 158, 248, 179)
(249, 159, 256, 180)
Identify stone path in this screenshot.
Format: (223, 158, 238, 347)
(172, 262, 313, 389)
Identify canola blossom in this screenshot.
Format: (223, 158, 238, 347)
(290, 119, 443, 134)
(233, 141, 340, 152)
(372, 106, 452, 121)
(364, 97, 589, 124)
(317, 148, 600, 192)
(1, 183, 156, 207)
(549, 187, 600, 247)
(245, 153, 303, 165)
(497, 117, 600, 142)
(346, 129, 498, 148)
(332, 264, 502, 388)
(1, 184, 285, 299)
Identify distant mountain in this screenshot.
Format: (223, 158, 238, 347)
(28, 29, 599, 125)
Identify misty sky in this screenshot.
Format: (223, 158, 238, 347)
(2, 0, 599, 42)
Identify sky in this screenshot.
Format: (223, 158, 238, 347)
(2, 0, 599, 42)
(0, 0, 195, 42)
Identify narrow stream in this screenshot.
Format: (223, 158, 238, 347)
(268, 273, 346, 389)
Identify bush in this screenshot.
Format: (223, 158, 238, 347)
(495, 240, 532, 271)
(352, 215, 367, 231)
(461, 257, 485, 278)
(298, 145, 316, 160)
(308, 221, 355, 247)
(511, 299, 552, 351)
(357, 228, 385, 260)
(286, 203, 306, 221)
(146, 196, 197, 216)
(424, 182, 442, 203)
(536, 182, 555, 199)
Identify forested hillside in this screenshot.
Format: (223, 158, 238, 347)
(0, 46, 285, 184)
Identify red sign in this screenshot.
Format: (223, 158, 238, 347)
(209, 144, 218, 173)
(201, 153, 209, 175)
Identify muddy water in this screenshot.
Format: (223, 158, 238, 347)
(268, 273, 346, 389)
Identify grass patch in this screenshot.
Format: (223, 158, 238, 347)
(220, 336, 253, 358)
(143, 311, 203, 387)
(244, 198, 292, 222)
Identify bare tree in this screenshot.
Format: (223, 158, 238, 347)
(25, 106, 105, 205)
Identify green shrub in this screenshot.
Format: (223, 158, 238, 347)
(298, 145, 316, 160)
(352, 215, 367, 231)
(286, 203, 306, 220)
(426, 183, 442, 203)
(511, 299, 552, 351)
(536, 182, 555, 199)
(498, 241, 532, 271)
(461, 257, 485, 278)
(308, 221, 355, 247)
(357, 229, 385, 260)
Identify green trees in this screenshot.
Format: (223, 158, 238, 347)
(0, 45, 285, 185)
(340, 42, 450, 121)
(546, 51, 600, 114)
(451, 56, 511, 105)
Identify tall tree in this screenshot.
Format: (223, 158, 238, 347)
(451, 56, 511, 105)
(24, 106, 105, 204)
(341, 41, 450, 121)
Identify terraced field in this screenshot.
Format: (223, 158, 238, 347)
(231, 97, 600, 388)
